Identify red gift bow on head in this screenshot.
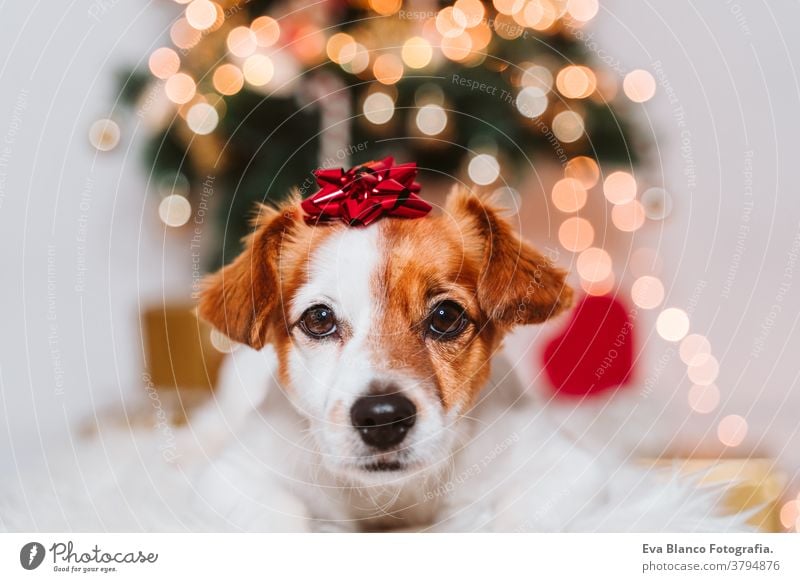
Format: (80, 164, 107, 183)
(301, 157, 432, 226)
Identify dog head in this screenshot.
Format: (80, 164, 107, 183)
(198, 186, 572, 484)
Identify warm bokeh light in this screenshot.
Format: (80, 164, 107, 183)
(373, 54, 404, 85)
(88, 118, 120, 151)
(340, 43, 370, 74)
(688, 384, 720, 414)
(159, 194, 192, 227)
(468, 154, 500, 185)
(369, 0, 402, 15)
(363, 92, 395, 125)
(292, 26, 325, 63)
(327, 33, 354, 64)
(679, 334, 711, 365)
(566, 0, 599, 22)
(603, 171, 637, 204)
(611, 199, 646, 231)
(469, 22, 493, 51)
(687, 355, 719, 386)
(780, 500, 799, 530)
(631, 275, 664, 309)
(556, 66, 597, 99)
(521, 0, 558, 30)
(227, 26, 257, 58)
(148, 48, 180, 80)
(521, 64, 553, 91)
(516, 87, 548, 118)
(165, 73, 197, 104)
(552, 111, 584, 142)
(170, 18, 202, 50)
(623, 69, 657, 103)
(243, 55, 274, 86)
(493, 0, 526, 17)
(437, 6, 467, 38)
(251, 16, 280, 47)
(656, 308, 689, 341)
(416, 104, 448, 135)
(558, 217, 594, 252)
(717, 414, 748, 447)
(185, 0, 217, 31)
(455, 0, 486, 27)
(577, 247, 612, 283)
(494, 13, 524, 39)
(441, 32, 473, 61)
(213, 64, 244, 96)
(564, 156, 600, 188)
(551, 178, 587, 212)
(641, 187, 673, 220)
(186, 102, 219, 135)
(402, 37, 433, 69)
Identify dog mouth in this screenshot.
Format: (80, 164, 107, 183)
(359, 460, 405, 472)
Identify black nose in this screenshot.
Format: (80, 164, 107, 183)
(350, 394, 417, 450)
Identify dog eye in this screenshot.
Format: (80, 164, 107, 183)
(428, 301, 468, 340)
(299, 305, 337, 338)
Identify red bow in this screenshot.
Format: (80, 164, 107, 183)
(301, 157, 432, 226)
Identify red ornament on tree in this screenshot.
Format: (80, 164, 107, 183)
(542, 294, 636, 398)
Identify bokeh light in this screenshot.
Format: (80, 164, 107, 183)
(556, 66, 596, 99)
(687, 354, 719, 386)
(148, 48, 180, 80)
(88, 119, 120, 151)
(566, 0, 599, 22)
(688, 384, 720, 414)
(656, 308, 689, 341)
(516, 87, 548, 118)
(369, 0, 402, 16)
(441, 32, 473, 61)
(493, 0, 525, 17)
(363, 92, 395, 125)
(551, 178, 587, 212)
(227, 26, 257, 58)
(679, 334, 711, 365)
(455, 0, 486, 27)
(521, 64, 553, 91)
(468, 154, 500, 185)
(186, 102, 219, 135)
(373, 54, 404, 85)
(631, 275, 664, 309)
(159, 194, 192, 227)
(185, 0, 217, 31)
(437, 6, 467, 37)
(251, 16, 280, 47)
(623, 69, 657, 103)
(243, 54, 274, 86)
(564, 156, 600, 188)
(611, 199, 646, 231)
(170, 18, 201, 50)
(780, 500, 799, 530)
(641, 187, 673, 220)
(717, 414, 748, 447)
(402, 37, 433, 69)
(340, 43, 370, 74)
(552, 110, 584, 142)
(165, 73, 197, 104)
(327, 33, 355, 64)
(577, 247, 612, 283)
(213, 64, 244, 96)
(581, 271, 615, 296)
(558, 217, 594, 252)
(603, 171, 637, 204)
(416, 104, 448, 135)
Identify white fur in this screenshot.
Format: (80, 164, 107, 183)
(0, 225, 752, 533)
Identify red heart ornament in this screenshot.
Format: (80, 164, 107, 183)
(542, 294, 636, 398)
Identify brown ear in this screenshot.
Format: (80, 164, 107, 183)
(446, 188, 573, 327)
(197, 203, 297, 348)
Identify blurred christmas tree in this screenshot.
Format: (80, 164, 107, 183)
(119, 0, 652, 268)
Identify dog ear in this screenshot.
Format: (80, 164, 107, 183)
(197, 203, 298, 349)
(446, 187, 573, 327)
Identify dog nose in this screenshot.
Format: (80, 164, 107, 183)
(350, 394, 417, 450)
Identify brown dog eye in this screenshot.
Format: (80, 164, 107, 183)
(299, 305, 337, 338)
(428, 301, 468, 340)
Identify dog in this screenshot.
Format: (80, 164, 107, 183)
(190, 185, 746, 533)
